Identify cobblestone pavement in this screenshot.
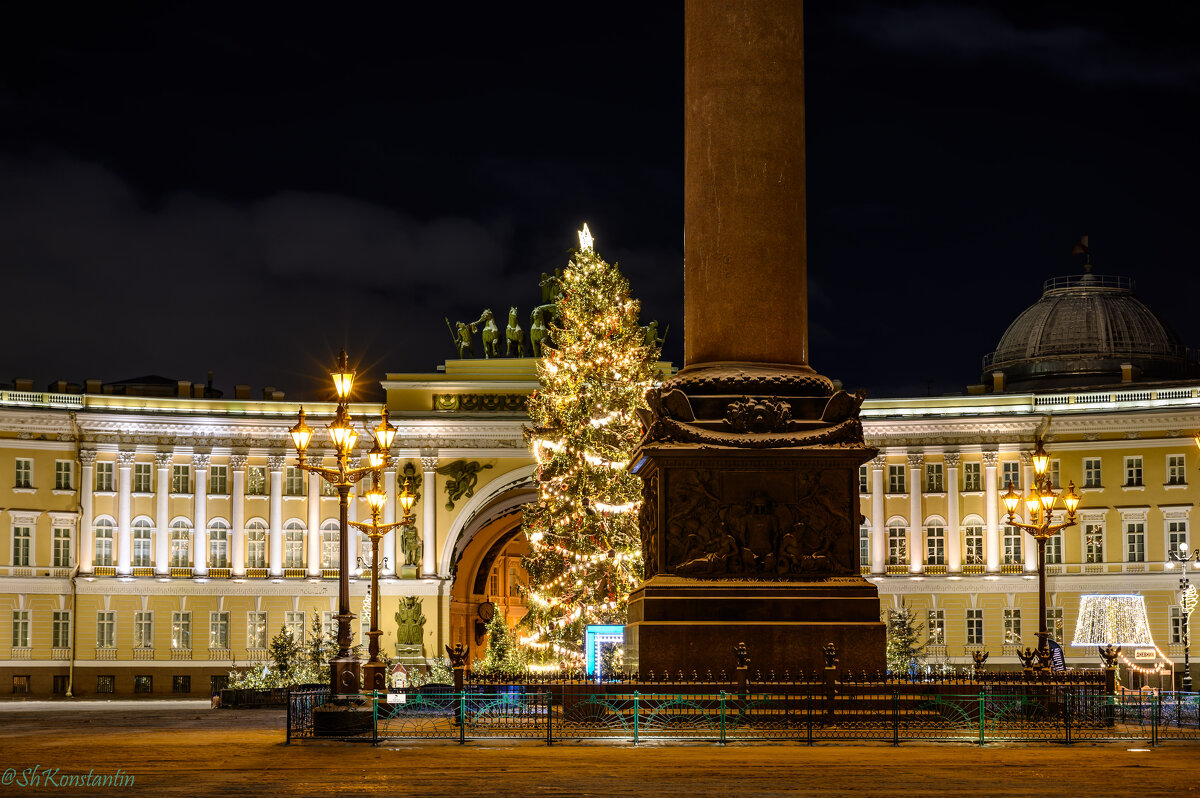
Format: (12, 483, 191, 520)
(0, 705, 1196, 797)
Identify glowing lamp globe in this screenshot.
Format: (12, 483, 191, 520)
(366, 439, 385, 469)
(374, 409, 397, 450)
(1071, 594, 1155, 647)
(1061, 482, 1081, 518)
(1032, 441, 1050, 477)
(365, 483, 387, 511)
(1001, 483, 1020, 516)
(398, 484, 416, 515)
(289, 408, 314, 452)
(331, 349, 355, 400)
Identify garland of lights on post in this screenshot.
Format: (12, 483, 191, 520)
(518, 225, 661, 668)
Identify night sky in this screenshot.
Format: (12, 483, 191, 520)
(3, 2, 1197, 401)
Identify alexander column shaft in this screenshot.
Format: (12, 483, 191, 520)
(684, 0, 808, 370)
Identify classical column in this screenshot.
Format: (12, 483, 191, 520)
(267, 454, 285, 577)
(192, 453, 209, 576)
(154, 451, 172, 575)
(382, 465, 397, 577)
(907, 453, 924, 573)
(1020, 450, 1037, 572)
(307, 456, 322, 577)
(78, 450, 97, 574)
(870, 454, 886, 574)
(347, 456, 361, 574)
(230, 454, 247, 577)
(983, 451, 1001, 573)
(945, 453, 962, 572)
(422, 456, 439, 577)
(116, 451, 135, 576)
(683, 0, 809, 368)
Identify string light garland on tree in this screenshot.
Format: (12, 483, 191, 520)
(519, 224, 662, 668)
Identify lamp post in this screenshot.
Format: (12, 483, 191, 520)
(288, 349, 397, 699)
(1001, 439, 1081, 670)
(1166, 543, 1200, 691)
(350, 479, 416, 692)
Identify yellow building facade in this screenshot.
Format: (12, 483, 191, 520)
(2, 271, 1198, 694)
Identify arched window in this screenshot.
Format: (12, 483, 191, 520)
(924, 519, 946, 566)
(246, 519, 267, 570)
(132, 517, 154, 567)
(170, 519, 192, 568)
(321, 520, 340, 570)
(93, 518, 115, 566)
(962, 516, 985, 565)
(208, 519, 230, 569)
(886, 518, 907, 566)
(284, 520, 305, 569)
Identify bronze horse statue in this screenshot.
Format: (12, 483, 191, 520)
(472, 309, 500, 358)
(505, 306, 525, 357)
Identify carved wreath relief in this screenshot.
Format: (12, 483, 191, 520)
(655, 468, 854, 579)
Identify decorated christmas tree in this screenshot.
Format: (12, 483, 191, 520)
(885, 602, 926, 674)
(519, 225, 661, 669)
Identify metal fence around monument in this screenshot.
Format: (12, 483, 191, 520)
(285, 681, 1200, 745)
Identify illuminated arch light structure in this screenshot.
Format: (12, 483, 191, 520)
(1071, 593, 1172, 678)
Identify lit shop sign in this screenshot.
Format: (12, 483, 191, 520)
(1133, 648, 1156, 661)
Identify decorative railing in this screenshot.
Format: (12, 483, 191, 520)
(246, 648, 269, 662)
(51, 648, 70, 660)
(92, 566, 116, 576)
(246, 568, 269, 579)
(322, 569, 340, 579)
(170, 567, 193, 578)
(133, 648, 154, 660)
(209, 648, 231, 661)
(209, 568, 231, 579)
(132, 567, 154, 577)
(171, 648, 193, 660)
(95, 647, 117, 660)
(0, 390, 83, 409)
(10, 647, 32, 660)
(284, 568, 307, 579)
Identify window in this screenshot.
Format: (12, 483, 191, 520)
(285, 467, 305, 496)
(858, 465, 868, 494)
(52, 674, 68, 696)
(1002, 461, 1020, 490)
(321, 522, 340, 569)
(925, 525, 945, 566)
(133, 463, 152, 493)
(887, 465, 906, 494)
(1048, 460, 1060, 489)
(209, 521, 230, 569)
(1167, 455, 1186, 485)
(247, 612, 267, 649)
(12, 610, 30, 648)
(509, 566, 521, 596)
(489, 568, 499, 596)
(171, 611, 191, 650)
(170, 520, 192, 568)
(1171, 607, 1184, 645)
(94, 519, 115, 566)
(211, 675, 229, 694)
(966, 609, 984, 645)
(246, 522, 267, 569)
(209, 465, 228, 495)
(173, 675, 191, 694)
(925, 463, 944, 493)
(133, 675, 153, 694)
(1168, 521, 1188, 559)
(134, 611, 153, 649)
(55, 460, 73, 490)
(1124, 457, 1143, 487)
(97, 611, 115, 649)
(1083, 458, 1102, 488)
(859, 525, 870, 567)
(132, 519, 153, 568)
(1126, 522, 1146, 562)
(12, 675, 30, 694)
(14, 458, 32, 488)
(247, 466, 266, 496)
(52, 527, 71, 568)
(322, 611, 336, 640)
(1003, 525, 1022, 565)
(887, 525, 906, 566)
(1084, 522, 1104, 563)
(210, 612, 229, 649)
(1045, 530, 1063, 564)
(927, 610, 945, 645)
(1003, 609, 1021, 645)
(284, 521, 305, 568)
(963, 525, 984, 565)
(962, 462, 981, 492)
(1046, 608, 1064, 643)
(52, 610, 70, 648)
(12, 526, 31, 567)
(285, 611, 305, 644)
(96, 462, 115, 492)
(321, 480, 337, 497)
(96, 675, 115, 694)
(172, 465, 190, 494)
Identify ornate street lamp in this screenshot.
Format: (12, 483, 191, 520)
(348, 479, 416, 692)
(1166, 543, 1200, 691)
(288, 349, 394, 698)
(1001, 439, 1081, 670)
